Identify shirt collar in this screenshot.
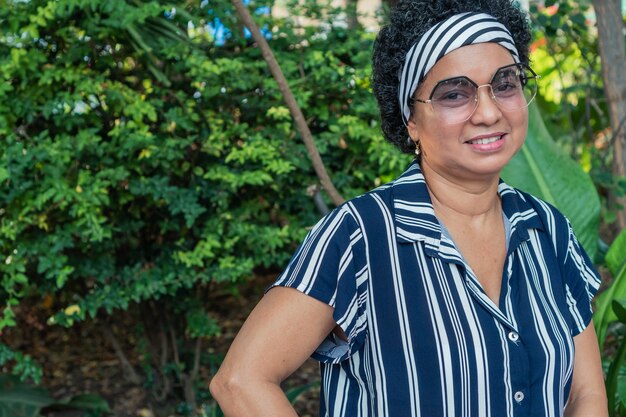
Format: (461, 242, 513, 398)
(390, 161, 544, 252)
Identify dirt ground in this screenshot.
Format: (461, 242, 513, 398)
(3, 274, 321, 417)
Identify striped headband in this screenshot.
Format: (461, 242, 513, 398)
(398, 12, 520, 125)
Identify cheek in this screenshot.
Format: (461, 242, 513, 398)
(512, 111, 528, 139)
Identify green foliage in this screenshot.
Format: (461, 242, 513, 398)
(0, 0, 404, 404)
(594, 228, 626, 350)
(0, 345, 42, 384)
(0, 374, 52, 417)
(0, 374, 110, 417)
(594, 229, 626, 414)
(201, 379, 319, 417)
(529, 1, 605, 156)
(502, 103, 600, 260)
(285, 380, 320, 404)
(603, 297, 626, 415)
(528, 2, 626, 226)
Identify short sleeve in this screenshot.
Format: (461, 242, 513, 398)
(269, 205, 368, 363)
(561, 220, 601, 336)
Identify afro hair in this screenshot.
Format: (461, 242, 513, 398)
(372, 0, 532, 154)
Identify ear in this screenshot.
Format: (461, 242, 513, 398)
(407, 117, 419, 144)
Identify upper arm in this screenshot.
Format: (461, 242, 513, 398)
(566, 322, 608, 416)
(216, 286, 337, 384)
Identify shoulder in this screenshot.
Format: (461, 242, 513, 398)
(500, 183, 570, 232)
(500, 183, 579, 265)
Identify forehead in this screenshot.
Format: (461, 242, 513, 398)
(420, 43, 517, 89)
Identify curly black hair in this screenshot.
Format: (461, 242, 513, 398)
(372, 0, 532, 154)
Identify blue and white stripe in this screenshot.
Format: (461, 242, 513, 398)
(272, 162, 600, 416)
(398, 12, 520, 125)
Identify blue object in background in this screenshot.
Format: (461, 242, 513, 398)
(207, 0, 272, 46)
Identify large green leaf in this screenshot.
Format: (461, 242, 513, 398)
(0, 375, 53, 417)
(593, 228, 626, 349)
(606, 228, 626, 278)
(0, 375, 112, 417)
(605, 299, 626, 414)
(502, 103, 600, 260)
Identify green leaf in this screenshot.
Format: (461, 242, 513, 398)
(59, 393, 111, 413)
(607, 228, 626, 277)
(502, 103, 600, 260)
(605, 327, 626, 415)
(286, 380, 320, 405)
(614, 300, 626, 325)
(594, 228, 626, 349)
(0, 374, 53, 417)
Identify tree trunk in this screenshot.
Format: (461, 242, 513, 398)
(593, 0, 626, 232)
(231, 0, 345, 206)
(345, 0, 360, 31)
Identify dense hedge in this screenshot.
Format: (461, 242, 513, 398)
(0, 0, 407, 392)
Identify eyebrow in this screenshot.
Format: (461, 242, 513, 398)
(434, 63, 519, 84)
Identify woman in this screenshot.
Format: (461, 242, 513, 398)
(210, 1, 608, 416)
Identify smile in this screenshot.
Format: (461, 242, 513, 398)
(467, 135, 502, 145)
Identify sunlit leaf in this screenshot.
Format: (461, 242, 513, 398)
(502, 103, 600, 260)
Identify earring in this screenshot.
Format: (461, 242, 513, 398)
(414, 140, 421, 157)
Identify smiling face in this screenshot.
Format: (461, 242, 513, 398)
(408, 43, 528, 184)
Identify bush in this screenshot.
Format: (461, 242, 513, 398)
(0, 0, 406, 407)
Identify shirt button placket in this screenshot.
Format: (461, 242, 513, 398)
(506, 327, 529, 415)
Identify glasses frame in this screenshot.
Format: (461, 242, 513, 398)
(412, 63, 540, 124)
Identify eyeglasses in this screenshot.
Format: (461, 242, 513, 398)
(412, 63, 540, 125)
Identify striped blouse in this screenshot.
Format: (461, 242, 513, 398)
(273, 161, 600, 417)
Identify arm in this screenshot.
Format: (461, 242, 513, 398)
(564, 322, 608, 417)
(209, 286, 337, 417)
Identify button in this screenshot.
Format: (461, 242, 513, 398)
(508, 331, 519, 342)
(514, 391, 525, 402)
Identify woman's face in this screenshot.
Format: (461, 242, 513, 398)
(407, 43, 528, 183)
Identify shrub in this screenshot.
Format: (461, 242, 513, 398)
(0, 0, 405, 407)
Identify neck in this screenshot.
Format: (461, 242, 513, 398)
(421, 161, 501, 219)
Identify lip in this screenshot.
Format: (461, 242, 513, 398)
(465, 133, 506, 152)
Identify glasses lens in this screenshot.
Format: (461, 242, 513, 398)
(427, 64, 538, 124)
(491, 64, 537, 110)
(430, 77, 478, 124)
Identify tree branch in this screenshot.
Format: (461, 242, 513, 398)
(593, 0, 626, 232)
(230, 0, 345, 206)
(102, 326, 141, 385)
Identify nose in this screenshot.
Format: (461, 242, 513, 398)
(470, 84, 502, 123)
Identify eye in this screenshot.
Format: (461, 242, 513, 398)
(432, 89, 474, 109)
(493, 82, 517, 93)
(439, 90, 470, 100)
(492, 81, 521, 98)
(431, 78, 475, 107)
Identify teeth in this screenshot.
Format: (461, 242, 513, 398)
(469, 136, 501, 145)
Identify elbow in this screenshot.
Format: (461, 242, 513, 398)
(210, 369, 248, 409)
(209, 371, 232, 404)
